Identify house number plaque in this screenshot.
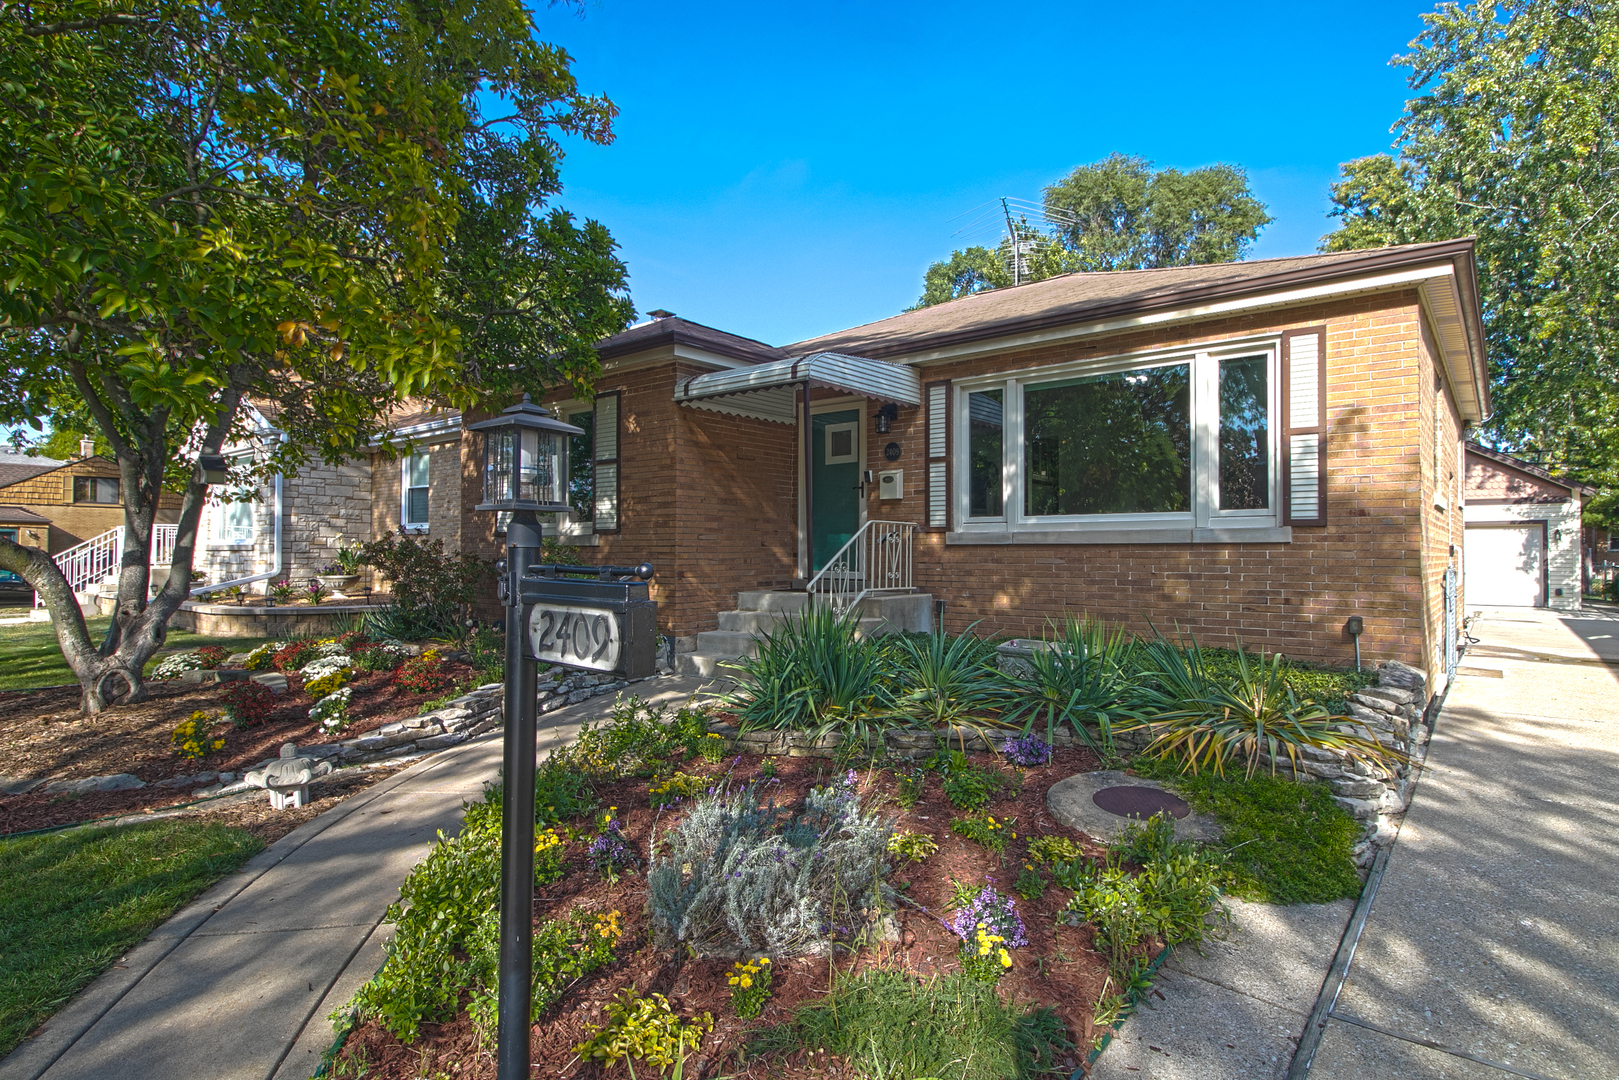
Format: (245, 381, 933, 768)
(527, 602, 621, 672)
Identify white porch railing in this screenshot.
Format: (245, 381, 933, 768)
(805, 520, 916, 614)
(35, 523, 183, 607)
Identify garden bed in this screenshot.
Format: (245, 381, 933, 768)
(0, 652, 479, 835)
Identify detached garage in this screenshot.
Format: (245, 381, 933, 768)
(1463, 445, 1588, 610)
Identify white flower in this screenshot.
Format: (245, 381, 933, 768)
(151, 651, 208, 679)
(299, 655, 354, 680)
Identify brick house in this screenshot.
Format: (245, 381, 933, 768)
(187, 239, 1489, 690)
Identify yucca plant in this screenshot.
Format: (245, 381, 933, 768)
(1001, 616, 1135, 759)
(723, 603, 897, 749)
(1126, 635, 1394, 779)
(890, 624, 1011, 749)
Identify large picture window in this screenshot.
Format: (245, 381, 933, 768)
(1024, 365, 1191, 517)
(957, 346, 1280, 535)
(213, 498, 254, 543)
(567, 409, 595, 521)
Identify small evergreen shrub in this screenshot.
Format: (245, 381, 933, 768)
(221, 679, 277, 727)
(648, 771, 893, 956)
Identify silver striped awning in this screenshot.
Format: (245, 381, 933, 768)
(673, 352, 921, 424)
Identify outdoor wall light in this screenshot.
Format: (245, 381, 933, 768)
(468, 395, 583, 514)
(197, 453, 229, 485)
(875, 402, 898, 434)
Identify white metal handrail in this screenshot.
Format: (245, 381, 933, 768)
(35, 523, 183, 607)
(805, 519, 916, 614)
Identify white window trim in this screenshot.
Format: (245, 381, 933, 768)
(205, 493, 257, 548)
(949, 339, 1287, 543)
(401, 451, 431, 533)
(548, 398, 598, 540)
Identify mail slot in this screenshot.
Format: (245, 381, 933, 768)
(518, 563, 657, 679)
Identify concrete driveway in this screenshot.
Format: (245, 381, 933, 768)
(1308, 605, 1619, 1080)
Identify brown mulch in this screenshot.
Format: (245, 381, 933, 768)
(334, 746, 1116, 1080)
(0, 660, 480, 835)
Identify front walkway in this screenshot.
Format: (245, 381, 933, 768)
(0, 674, 712, 1080)
(1308, 606, 1619, 1080)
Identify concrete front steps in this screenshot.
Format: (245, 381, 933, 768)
(674, 589, 933, 678)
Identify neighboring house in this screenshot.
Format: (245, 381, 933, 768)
(181, 239, 1490, 690)
(0, 446, 181, 555)
(1462, 444, 1591, 610)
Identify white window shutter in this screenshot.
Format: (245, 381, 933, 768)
(925, 381, 949, 530)
(593, 391, 620, 532)
(1282, 328, 1326, 525)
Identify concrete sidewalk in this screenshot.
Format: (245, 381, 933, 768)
(1309, 607, 1619, 1080)
(0, 674, 711, 1080)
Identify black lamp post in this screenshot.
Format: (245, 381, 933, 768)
(467, 395, 583, 1080)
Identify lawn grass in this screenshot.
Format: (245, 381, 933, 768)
(781, 968, 1073, 1080)
(0, 819, 263, 1056)
(1130, 755, 1364, 906)
(0, 617, 271, 693)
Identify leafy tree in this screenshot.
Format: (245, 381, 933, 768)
(1321, 1, 1619, 520)
(910, 246, 1007, 309)
(0, 0, 632, 712)
(913, 154, 1271, 308)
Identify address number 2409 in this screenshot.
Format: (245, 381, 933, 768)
(527, 603, 620, 671)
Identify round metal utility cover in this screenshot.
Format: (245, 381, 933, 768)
(1091, 786, 1190, 820)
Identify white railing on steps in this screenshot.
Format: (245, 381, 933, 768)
(804, 519, 916, 615)
(36, 523, 182, 607)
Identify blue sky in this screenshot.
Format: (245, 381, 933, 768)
(534, 0, 1439, 347)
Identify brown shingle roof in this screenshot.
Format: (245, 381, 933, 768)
(785, 241, 1480, 359)
(0, 505, 52, 525)
(597, 316, 783, 366)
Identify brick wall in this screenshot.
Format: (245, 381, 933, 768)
(871, 291, 1442, 674)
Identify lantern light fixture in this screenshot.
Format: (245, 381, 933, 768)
(468, 395, 584, 514)
(198, 453, 229, 485)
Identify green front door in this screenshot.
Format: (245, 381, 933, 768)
(811, 409, 861, 571)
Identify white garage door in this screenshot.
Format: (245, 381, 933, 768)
(1465, 524, 1544, 607)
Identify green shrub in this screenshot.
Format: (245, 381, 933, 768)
(1054, 815, 1225, 983)
(573, 990, 712, 1072)
(1025, 834, 1083, 865)
(467, 907, 621, 1035)
(949, 812, 1011, 855)
(647, 772, 892, 957)
(355, 531, 491, 638)
(647, 771, 707, 810)
(571, 698, 708, 779)
(789, 969, 1073, 1080)
(886, 829, 938, 863)
(941, 764, 1000, 811)
(352, 801, 567, 1041)
(351, 641, 409, 673)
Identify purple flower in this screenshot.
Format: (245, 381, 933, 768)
(1000, 733, 1052, 767)
(950, 885, 1028, 948)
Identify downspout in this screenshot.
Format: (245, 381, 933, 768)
(191, 443, 285, 596)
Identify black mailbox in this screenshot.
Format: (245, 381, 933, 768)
(518, 562, 657, 679)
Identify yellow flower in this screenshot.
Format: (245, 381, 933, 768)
(761, 957, 771, 965)
(999, 949, 1012, 968)
(739, 976, 752, 988)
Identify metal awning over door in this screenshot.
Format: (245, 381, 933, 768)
(673, 352, 921, 423)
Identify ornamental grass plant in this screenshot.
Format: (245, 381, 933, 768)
(1001, 616, 1137, 759)
(1124, 634, 1394, 779)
